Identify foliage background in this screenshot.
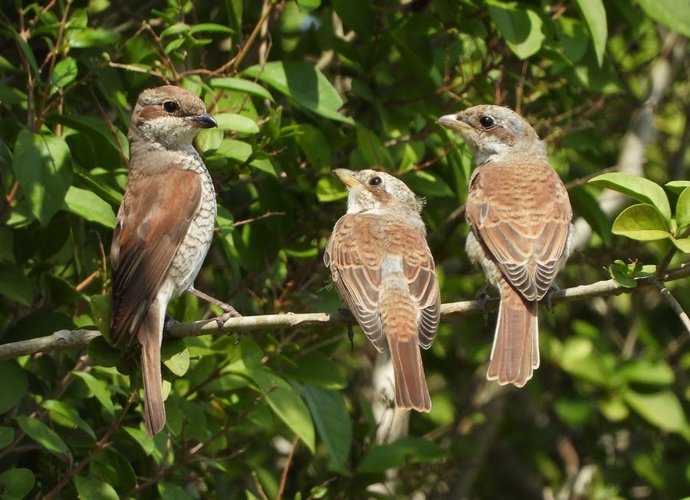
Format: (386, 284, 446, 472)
(0, 0, 689, 498)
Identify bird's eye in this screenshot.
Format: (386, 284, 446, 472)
(479, 116, 494, 128)
(369, 176, 382, 186)
(163, 101, 179, 113)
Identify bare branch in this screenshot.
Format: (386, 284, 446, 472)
(2, 266, 690, 361)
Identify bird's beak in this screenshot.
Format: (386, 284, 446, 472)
(333, 168, 360, 188)
(187, 113, 217, 129)
(437, 113, 468, 132)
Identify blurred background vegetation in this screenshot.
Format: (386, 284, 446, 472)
(0, 0, 689, 498)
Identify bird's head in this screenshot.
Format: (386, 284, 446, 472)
(333, 168, 423, 215)
(437, 105, 545, 165)
(129, 85, 217, 151)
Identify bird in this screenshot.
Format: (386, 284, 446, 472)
(437, 105, 572, 387)
(324, 169, 441, 412)
(109, 85, 219, 436)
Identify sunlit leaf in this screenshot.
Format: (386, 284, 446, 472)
(12, 130, 73, 226)
(574, 0, 608, 65)
(611, 204, 671, 241)
(0, 361, 28, 414)
(210, 77, 275, 102)
(487, 1, 545, 59)
(74, 475, 119, 500)
(589, 172, 672, 221)
(637, 0, 690, 37)
(624, 389, 686, 432)
(64, 186, 116, 228)
(15, 416, 71, 459)
(72, 371, 115, 415)
(243, 61, 354, 124)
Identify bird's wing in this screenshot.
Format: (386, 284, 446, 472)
(325, 214, 385, 350)
(324, 214, 440, 350)
(466, 162, 571, 301)
(110, 168, 202, 347)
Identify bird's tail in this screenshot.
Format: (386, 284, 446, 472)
(137, 302, 166, 436)
(487, 284, 539, 387)
(380, 281, 431, 412)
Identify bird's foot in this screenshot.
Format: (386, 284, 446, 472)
(187, 286, 241, 318)
(337, 307, 356, 350)
(545, 284, 560, 313)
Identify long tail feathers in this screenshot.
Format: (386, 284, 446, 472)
(138, 308, 166, 436)
(388, 334, 431, 412)
(487, 286, 538, 387)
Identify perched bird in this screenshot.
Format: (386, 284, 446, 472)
(324, 169, 441, 412)
(110, 85, 218, 435)
(438, 105, 572, 387)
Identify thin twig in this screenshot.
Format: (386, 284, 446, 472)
(276, 437, 299, 500)
(3, 266, 690, 361)
(656, 281, 690, 335)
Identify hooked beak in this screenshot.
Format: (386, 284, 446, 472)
(187, 113, 217, 129)
(333, 168, 360, 188)
(437, 113, 469, 132)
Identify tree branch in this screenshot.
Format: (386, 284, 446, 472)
(2, 266, 690, 362)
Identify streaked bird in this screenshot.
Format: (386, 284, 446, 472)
(438, 105, 572, 387)
(324, 169, 441, 411)
(110, 85, 218, 435)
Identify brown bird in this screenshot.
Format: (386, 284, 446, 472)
(110, 85, 218, 435)
(438, 105, 572, 387)
(324, 169, 441, 412)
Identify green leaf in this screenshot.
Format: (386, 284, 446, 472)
(302, 386, 351, 472)
(297, 0, 321, 8)
(214, 113, 260, 134)
(216, 139, 252, 163)
(0, 468, 35, 499)
(89, 294, 111, 337)
(72, 371, 115, 415)
(162, 339, 191, 377)
(637, 0, 690, 37)
(210, 77, 275, 102)
(574, 0, 608, 65)
(0, 264, 33, 306)
(51, 57, 78, 90)
(666, 180, 690, 194)
(285, 352, 347, 389)
(316, 177, 346, 203)
(0, 426, 14, 449)
(15, 416, 71, 459)
(676, 187, 690, 231)
(358, 437, 445, 473)
(623, 389, 686, 432)
(569, 185, 612, 244)
(607, 260, 638, 289)
(243, 61, 354, 124)
(0, 361, 29, 413)
(589, 172, 672, 221)
(355, 125, 393, 169)
(42, 399, 96, 439)
(67, 27, 121, 48)
(559, 337, 611, 386)
(487, 1, 545, 59)
(91, 448, 137, 493)
(64, 186, 116, 228)
(123, 426, 155, 455)
(611, 204, 671, 241)
(228, 357, 315, 453)
(618, 360, 674, 385)
(73, 475, 119, 500)
(189, 23, 235, 35)
(157, 481, 194, 500)
(599, 396, 629, 422)
(671, 236, 690, 253)
(401, 170, 455, 199)
(12, 130, 73, 226)
(333, 0, 373, 38)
